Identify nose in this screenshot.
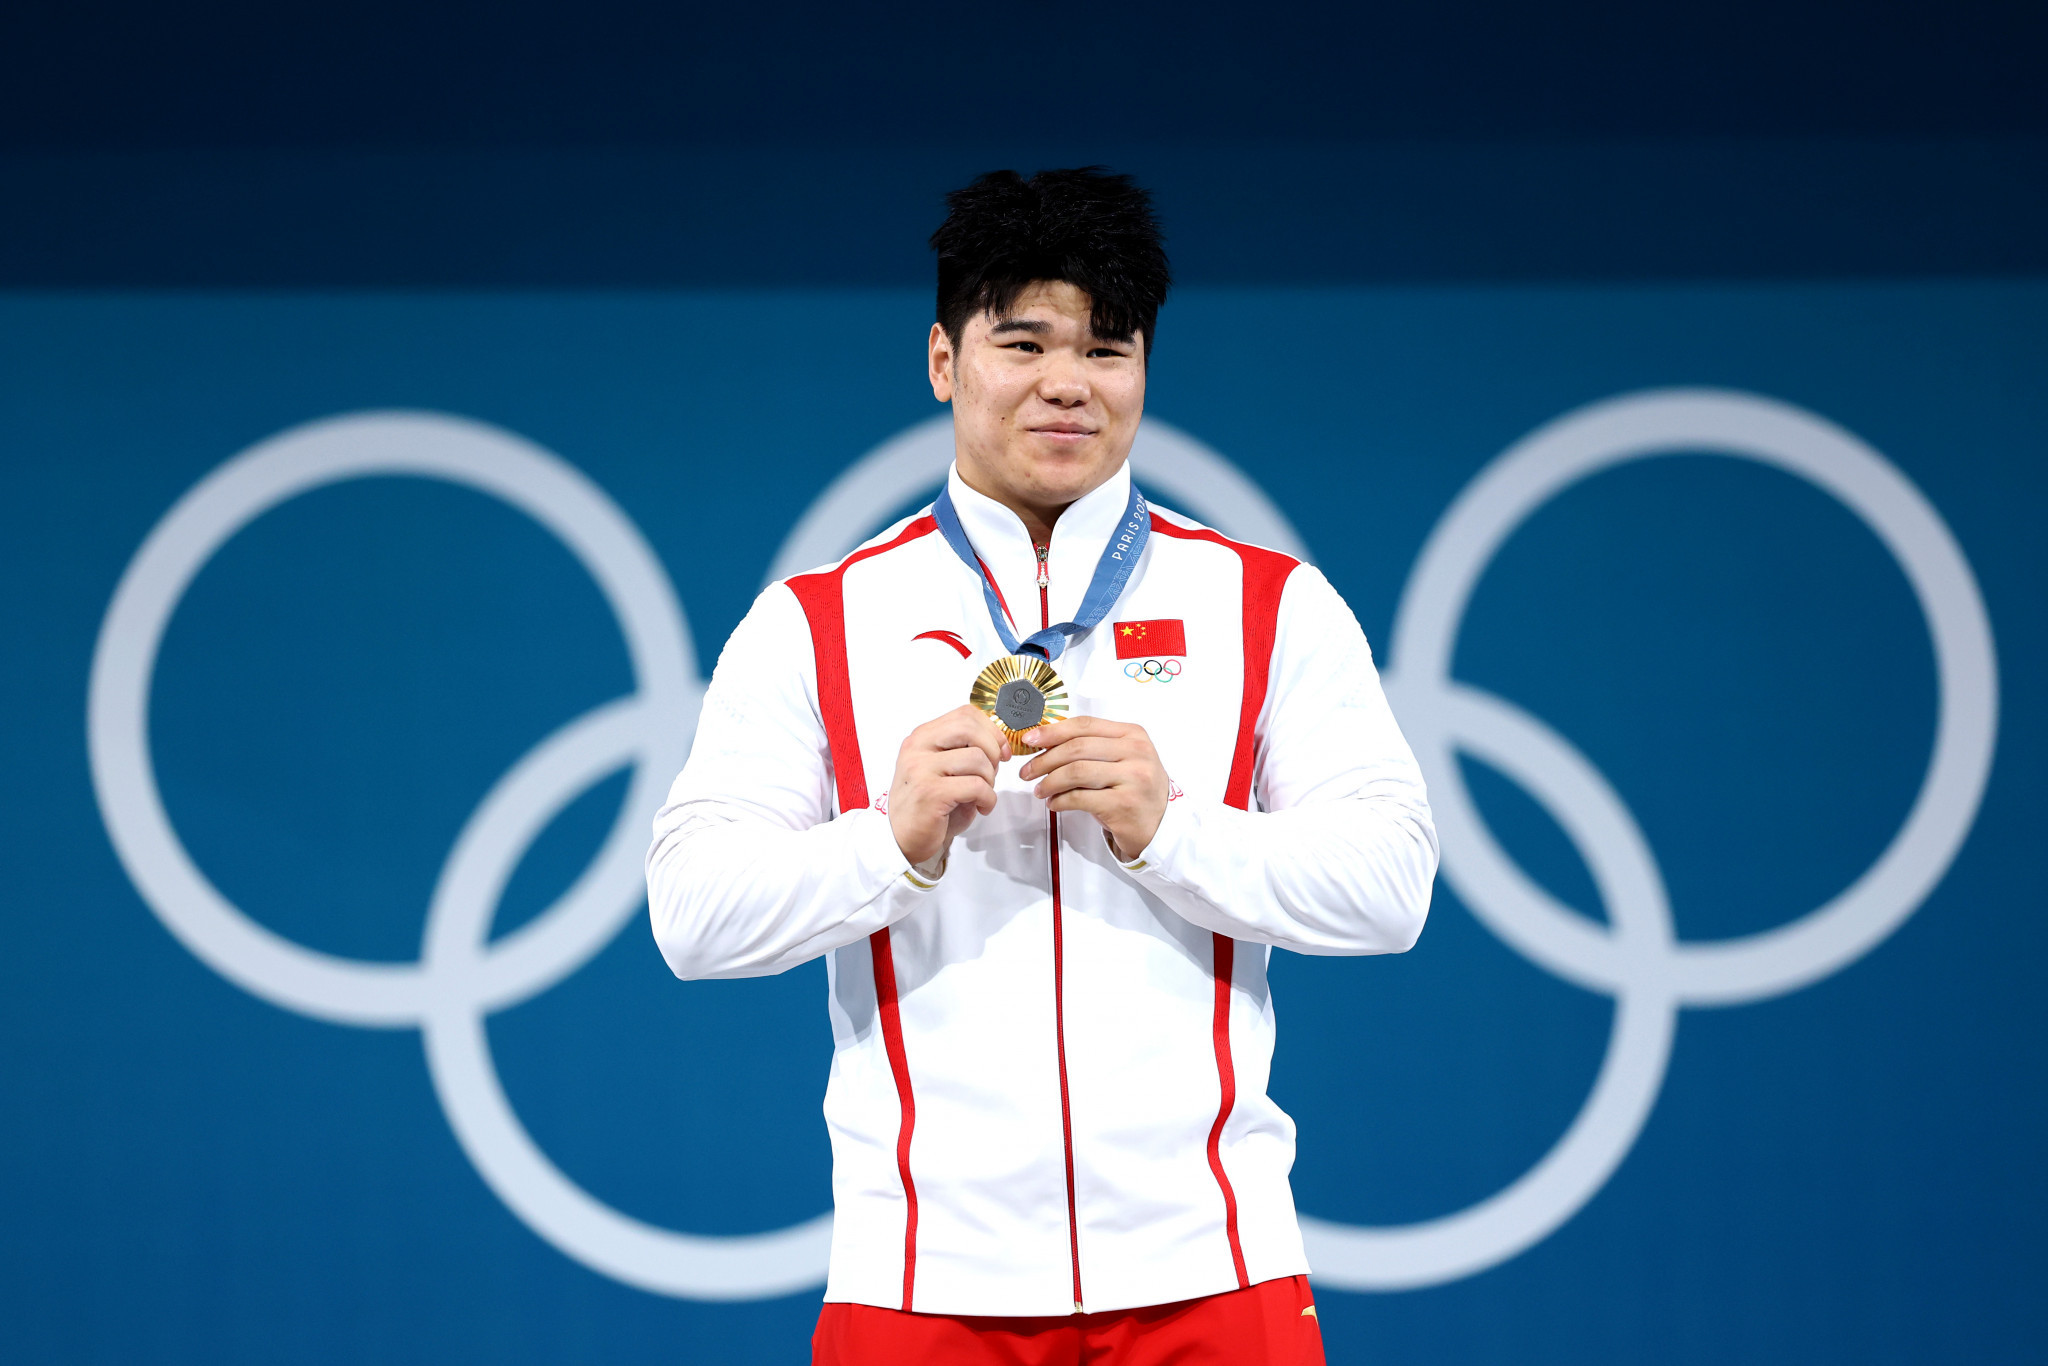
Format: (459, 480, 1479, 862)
(1037, 353, 1090, 407)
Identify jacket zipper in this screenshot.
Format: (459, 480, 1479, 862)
(1039, 541, 1083, 1312)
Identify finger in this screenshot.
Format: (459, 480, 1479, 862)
(917, 705, 1006, 766)
(1023, 716, 1146, 755)
(1034, 760, 1126, 799)
(1023, 715, 1128, 746)
(1046, 788, 1119, 817)
(911, 705, 985, 747)
(928, 746, 999, 783)
(1018, 735, 1130, 780)
(931, 775, 998, 811)
(947, 705, 1010, 766)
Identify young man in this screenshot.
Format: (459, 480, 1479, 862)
(647, 168, 1437, 1365)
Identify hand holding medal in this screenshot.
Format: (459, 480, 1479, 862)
(968, 656, 1069, 755)
(886, 704, 1007, 869)
(1017, 716, 1172, 862)
(930, 480, 1170, 860)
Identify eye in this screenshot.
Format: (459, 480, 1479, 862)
(1005, 341, 1044, 354)
(1088, 347, 1130, 359)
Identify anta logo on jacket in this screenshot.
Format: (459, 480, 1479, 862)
(647, 462, 1438, 1317)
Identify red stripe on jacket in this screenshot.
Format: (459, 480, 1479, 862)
(1148, 513, 1300, 1289)
(785, 514, 937, 1312)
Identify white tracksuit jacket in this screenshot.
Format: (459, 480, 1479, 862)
(646, 461, 1438, 1317)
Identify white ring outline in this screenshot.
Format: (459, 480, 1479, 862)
(1302, 387, 1999, 1289)
(1394, 388, 1999, 1006)
(87, 411, 832, 1298)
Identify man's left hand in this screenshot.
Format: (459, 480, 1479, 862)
(1017, 717, 1170, 862)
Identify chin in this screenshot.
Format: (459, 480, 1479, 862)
(1015, 443, 1112, 484)
(1023, 466, 1108, 505)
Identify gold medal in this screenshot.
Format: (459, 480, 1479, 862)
(970, 656, 1069, 756)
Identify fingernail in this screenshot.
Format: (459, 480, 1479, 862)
(1022, 729, 1041, 746)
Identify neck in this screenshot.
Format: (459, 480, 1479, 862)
(956, 467, 1067, 545)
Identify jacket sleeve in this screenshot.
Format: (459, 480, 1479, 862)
(1117, 564, 1439, 955)
(645, 582, 939, 980)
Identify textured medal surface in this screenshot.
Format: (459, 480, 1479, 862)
(969, 656, 1069, 755)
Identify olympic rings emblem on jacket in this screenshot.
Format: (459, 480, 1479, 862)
(1123, 657, 1183, 682)
(87, 392, 1997, 1301)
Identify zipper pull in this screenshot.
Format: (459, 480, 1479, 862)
(1035, 544, 1049, 589)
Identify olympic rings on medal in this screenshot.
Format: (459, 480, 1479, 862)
(90, 391, 1997, 1301)
(1123, 657, 1184, 682)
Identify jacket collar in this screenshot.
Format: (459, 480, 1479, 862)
(944, 461, 1136, 638)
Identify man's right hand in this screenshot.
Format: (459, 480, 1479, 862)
(887, 704, 1008, 868)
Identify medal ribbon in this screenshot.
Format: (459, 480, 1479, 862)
(932, 479, 1150, 663)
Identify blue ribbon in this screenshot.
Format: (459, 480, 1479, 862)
(932, 479, 1150, 663)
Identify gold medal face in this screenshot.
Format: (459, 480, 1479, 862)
(969, 656, 1069, 755)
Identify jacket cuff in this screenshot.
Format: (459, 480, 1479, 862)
(851, 807, 946, 894)
(1111, 796, 1198, 878)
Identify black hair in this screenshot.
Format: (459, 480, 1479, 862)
(930, 166, 1171, 356)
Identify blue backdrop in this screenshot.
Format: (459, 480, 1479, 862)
(2, 281, 2041, 1363)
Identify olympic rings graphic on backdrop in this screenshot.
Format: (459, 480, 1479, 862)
(85, 412, 833, 1299)
(88, 390, 1996, 1300)
(1124, 658, 1184, 682)
(1298, 389, 1999, 1289)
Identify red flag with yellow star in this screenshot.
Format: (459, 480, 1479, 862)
(1112, 619, 1186, 659)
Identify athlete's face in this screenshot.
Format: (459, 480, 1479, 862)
(928, 279, 1146, 533)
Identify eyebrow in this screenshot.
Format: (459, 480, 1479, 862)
(989, 318, 1052, 336)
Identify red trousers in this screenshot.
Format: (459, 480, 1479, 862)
(813, 1275, 1326, 1365)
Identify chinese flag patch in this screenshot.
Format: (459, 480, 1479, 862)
(1113, 619, 1187, 659)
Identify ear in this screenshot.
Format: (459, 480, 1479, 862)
(928, 322, 956, 403)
